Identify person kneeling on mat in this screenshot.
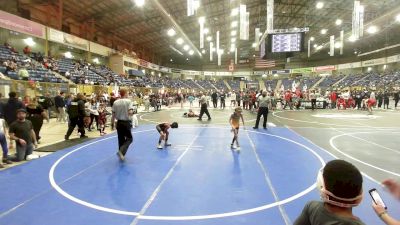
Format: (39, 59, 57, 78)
(294, 159, 365, 225)
(156, 122, 178, 149)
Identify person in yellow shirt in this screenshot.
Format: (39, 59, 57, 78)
(229, 107, 245, 150)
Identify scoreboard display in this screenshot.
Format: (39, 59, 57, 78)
(270, 33, 304, 53)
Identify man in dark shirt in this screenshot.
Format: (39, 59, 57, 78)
(4, 92, 25, 126)
(9, 108, 37, 161)
(54, 92, 66, 123)
(219, 91, 226, 109)
(211, 92, 218, 108)
(394, 90, 400, 109)
(65, 93, 86, 140)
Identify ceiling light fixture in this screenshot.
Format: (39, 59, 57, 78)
(367, 26, 378, 34)
(203, 28, 209, 34)
(189, 50, 194, 55)
(310, 37, 315, 41)
(201, 49, 206, 54)
(396, 14, 400, 22)
(316, 2, 324, 9)
(348, 35, 357, 42)
(252, 43, 257, 47)
(335, 19, 343, 26)
(231, 37, 236, 43)
(167, 28, 176, 36)
(206, 36, 212, 41)
(134, 0, 145, 7)
(231, 30, 237, 36)
(231, 21, 238, 28)
(231, 8, 239, 16)
(198, 16, 205, 24)
(176, 38, 184, 45)
(320, 29, 327, 35)
(183, 45, 189, 51)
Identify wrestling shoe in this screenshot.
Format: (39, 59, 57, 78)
(157, 144, 163, 149)
(165, 143, 172, 147)
(117, 151, 125, 161)
(231, 144, 236, 149)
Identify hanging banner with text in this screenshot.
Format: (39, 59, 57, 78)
(291, 67, 313, 73)
(0, 10, 45, 38)
(48, 28, 88, 50)
(314, 65, 336, 72)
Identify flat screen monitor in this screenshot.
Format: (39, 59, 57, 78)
(270, 32, 304, 53)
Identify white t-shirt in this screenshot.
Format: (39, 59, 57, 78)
(0, 118, 5, 133)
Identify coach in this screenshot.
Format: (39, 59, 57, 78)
(111, 88, 134, 161)
(253, 91, 270, 129)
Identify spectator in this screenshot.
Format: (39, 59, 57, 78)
(54, 92, 66, 123)
(0, 115, 12, 167)
(65, 93, 87, 140)
(38, 93, 54, 122)
(8, 108, 38, 162)
(4, 92, 25, 127)
(372, 179, 400, 225)
(294, 160, 364, 225)
(23, 46, 31, 55)
(18, 67, 29, 81)
(26, 97, 46, 144)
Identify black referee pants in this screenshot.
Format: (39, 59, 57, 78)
(199, 104, 211, 120)
(117, 120, 133, 156)
(254, 107, 268, 128)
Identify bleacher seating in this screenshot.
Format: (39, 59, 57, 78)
(264, 80, 277, 91)
(0, 46, 64, 83)
(228, 80, 240, 91)
(318, 75, 345, 88)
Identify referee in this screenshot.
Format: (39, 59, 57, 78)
(253, 91, 270, 129)
(111, 88, 134, 161)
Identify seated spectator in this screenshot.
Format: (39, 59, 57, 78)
(23, 46, 31, 55)
(18, 67, 29, 81)
(372, 179, 400, 225)
(294, 159, 364, 225)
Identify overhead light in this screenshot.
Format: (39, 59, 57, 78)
(231, 21, 238, 28)
(383, 64, 387, 70)
(310, 37, 315, 41)
(176, 38, 184, 45)
(313, 44, 318, 48)
(335, 19, 342, 26)
(320, 29, 327, 35)
(252, 43, 257, 47)
(186, 58, 189, 61)
(367, 67, 372, 72)
(334, 42, 342, 48)
(231, 30, 237, 36)
(183, 45, 189, 51)
(134, 0, 145, 7)
(23, 37, 35, 46)
(231, 37, 236, 43)
(316, 45, 323, 50)
(92, 58, 99, 64)
(316, 2, 324, 9)
(64, 51, 73, 58)
(367, 26, 378, 34)
(189, 50, 194, 55)
(201, 49, 206, 54)
(203, 28, 209, 34)
(253, 54, 256, 57)
(206, 36, 212, 41)
(348, 35, 357, 42)
(231, 8, 239, 16)
(396, 14, 400, 22)
(167, 28, 176, 36)
(198, 16, 205, 24)
(170, 59, 173, 62)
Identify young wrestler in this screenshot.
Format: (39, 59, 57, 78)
(229, 107, 245, 150)
(97, 103, 107, 136)
(365, 96, 376, 115)
(183, 109, 198, 118)
(156, 122, 178, 149)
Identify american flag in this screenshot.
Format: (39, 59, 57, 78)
(255, 58, 275, 68)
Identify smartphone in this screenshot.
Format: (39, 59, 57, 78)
(369, 188, 387, 209)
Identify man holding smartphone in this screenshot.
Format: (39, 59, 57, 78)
(372, 179, 400, 225)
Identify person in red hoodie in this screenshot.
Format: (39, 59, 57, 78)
(283, 90, 293, 110)
(337, 96, 346, 110)
(330, 91, 338, 109)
